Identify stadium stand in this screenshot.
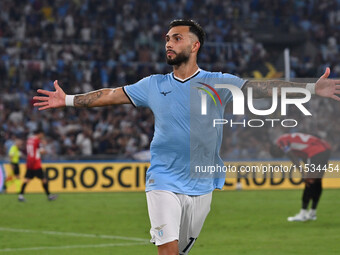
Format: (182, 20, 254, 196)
(1, 0, 340, 160)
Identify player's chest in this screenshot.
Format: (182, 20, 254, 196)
(150, 82, 190, 117)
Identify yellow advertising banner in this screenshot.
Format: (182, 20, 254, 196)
(3, 162, 149, 193)
(2, 161, 340, 193)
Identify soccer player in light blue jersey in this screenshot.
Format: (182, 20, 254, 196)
(34, 19, 340, 255)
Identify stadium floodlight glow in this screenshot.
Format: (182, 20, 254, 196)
(200, 84, 312, 116)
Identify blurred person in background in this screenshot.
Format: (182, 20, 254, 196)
(18, 129, 58, 202)
(270, 133, 331, 222)
(5, 138, 23, 192)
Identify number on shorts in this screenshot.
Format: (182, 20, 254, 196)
(181, 237, 197, 254)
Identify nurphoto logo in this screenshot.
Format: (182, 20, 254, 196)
(196, 83, 312, 128)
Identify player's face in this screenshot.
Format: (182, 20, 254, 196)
(165, 26, 194, 65)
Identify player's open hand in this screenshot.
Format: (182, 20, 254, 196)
(315, 67, 340, 101)
(33, 80, 66, 110)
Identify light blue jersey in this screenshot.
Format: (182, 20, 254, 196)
(124, 69, 246, 195)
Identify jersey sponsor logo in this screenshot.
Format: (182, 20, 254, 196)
(160, 91, 172, 96)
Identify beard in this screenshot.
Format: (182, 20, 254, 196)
(166, 50, 190, 66)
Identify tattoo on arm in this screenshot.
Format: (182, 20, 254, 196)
(74, 89, 116, 107)
(245, 80, 307, 98)
(74, 91, 103, 107)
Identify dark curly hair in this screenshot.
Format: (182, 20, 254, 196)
(169, 19, 205, 55)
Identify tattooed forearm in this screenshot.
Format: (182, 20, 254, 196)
(75, 91, 103, 107)
(245, 80, 307, 98)
(74, 89, 115, 107)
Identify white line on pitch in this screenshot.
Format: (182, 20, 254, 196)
(0, 227, 149, 242)
(0, 242, 149, 252)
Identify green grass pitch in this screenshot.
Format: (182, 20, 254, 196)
(0, 189, 339, 255)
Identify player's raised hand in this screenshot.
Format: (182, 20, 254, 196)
(315, 67, 340, 101)
(33, 80, 66, 110)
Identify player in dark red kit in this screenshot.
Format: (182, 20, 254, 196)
(270, 133, 331, 221)
(18, 129, 57, 202)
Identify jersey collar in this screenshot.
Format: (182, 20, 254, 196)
(172, 68, 201, 83)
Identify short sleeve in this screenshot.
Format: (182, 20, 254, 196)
(218, 73, 247, 105)
(123, 76, 152, 107)
(222, 73, 246, 89)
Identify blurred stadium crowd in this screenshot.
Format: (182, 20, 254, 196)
(1, 0, 340, 160)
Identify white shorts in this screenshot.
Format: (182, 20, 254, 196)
(146, 190, 212, 255)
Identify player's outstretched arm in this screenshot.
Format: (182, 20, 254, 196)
(314, 67, 340, 100)
(33, 80, 130, 110)
(244, 67, 340, 101)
